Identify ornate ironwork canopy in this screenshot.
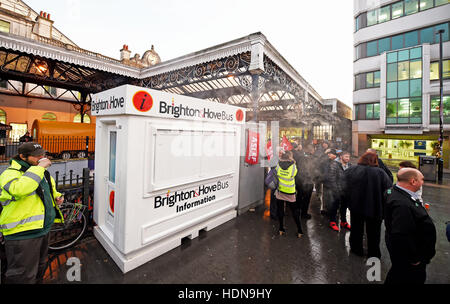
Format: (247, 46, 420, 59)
(0, 31, 325, 122)
(139, 33, 324, 122)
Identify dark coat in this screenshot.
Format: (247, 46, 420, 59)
(343, 164, 392, 220)
(293, 151, 315, 186)
(329, 160, 352, 196)
(384, 186, 436, 265)
(378, 158, 393, 183)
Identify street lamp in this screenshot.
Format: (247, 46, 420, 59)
(437, 29, 445, 184)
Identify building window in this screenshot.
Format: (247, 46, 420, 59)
(0, 109, 6, 124)
(430, 59, 450, 80)
(435, 0, 450, 6)
(355, 22, 449, 60)
(367, 9, 378, 26)
(355, 1, 450, 32)
(405, 0, 419, 15)
(42, 112, 57, 121)
(355, 71, 380, 91)
(419, 0, 433, 11)
(378, 6, 391, 23)
(9, 123, 27, 141)
(73, 113, 91, 123)
(43, 86, 57, 96)
(392, 2, 404, 19)
(313, 125, 333, 140)
(0, 20, 10, 33)
(0, 80, 7, 89)
(355, 103, 380, 120)
(386, 47, 423, 124)
(430, 95, 450, 124)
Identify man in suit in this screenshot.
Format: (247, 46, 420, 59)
(384, 168, 436, 284)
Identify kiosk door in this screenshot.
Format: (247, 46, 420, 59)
(105, 127, 117, 236)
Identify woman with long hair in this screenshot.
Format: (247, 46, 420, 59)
(343, 152, 392, 257)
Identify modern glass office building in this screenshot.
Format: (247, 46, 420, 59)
(353, 0, 450, 168)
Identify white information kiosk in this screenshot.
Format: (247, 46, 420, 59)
(91, 85, 244, 273)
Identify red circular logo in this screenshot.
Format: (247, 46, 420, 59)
(132, 91, 153, 112)
(109, 191, 115, 214)
(236, 109, 244, 122)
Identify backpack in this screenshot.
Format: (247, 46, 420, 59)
(265, 167, 279, 190)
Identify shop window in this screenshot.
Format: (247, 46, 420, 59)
(0, 109, 6, 124)
(0, 20, 10, 33)
(73, 114, 91, 123)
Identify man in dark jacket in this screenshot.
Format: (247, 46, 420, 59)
(384, 168, 436, 284)
(293, 144, 315, 219)
(328, 151, 352, 231)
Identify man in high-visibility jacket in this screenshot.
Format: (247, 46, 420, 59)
(0, 142, 64, 284)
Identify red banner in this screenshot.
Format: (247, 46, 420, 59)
(266, 140, 273, 161)
(245, 130, 260, 165)
(281, 135, 293, 152)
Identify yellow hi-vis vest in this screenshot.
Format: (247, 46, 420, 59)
(276, 163, 297, 194)
(0, 159, 63, 236)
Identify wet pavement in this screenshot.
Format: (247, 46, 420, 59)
(43, 184, 450, 284)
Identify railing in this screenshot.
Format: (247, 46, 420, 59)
(0, 137, 95, 162)
(56, 168, 95, 214)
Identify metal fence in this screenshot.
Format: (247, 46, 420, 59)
(56, 167, 95, 214)
(0, 136, 95, 162)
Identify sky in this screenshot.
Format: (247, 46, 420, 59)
(24, 0, 355, 107)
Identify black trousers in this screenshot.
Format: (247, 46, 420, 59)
(385, 262, 427, 284)
(296, 184, 313, 216)
(349, 212, 382, 258)
(328, 196, 348, 223)
(3, 234, 49, 284)
(276, 199, 303, 234)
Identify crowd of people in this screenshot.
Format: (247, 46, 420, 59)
(268, 139, 438, 284)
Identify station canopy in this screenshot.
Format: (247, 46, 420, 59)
(0, 31, 326, 123)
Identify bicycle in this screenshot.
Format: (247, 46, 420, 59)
(48, 202, 88, 251)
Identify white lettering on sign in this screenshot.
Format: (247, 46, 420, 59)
(91, 96, 125, 114)
(159, 101, 234, 121)
(154, 180, 229, 213)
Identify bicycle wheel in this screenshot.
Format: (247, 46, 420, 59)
(48, 203, 87, 251)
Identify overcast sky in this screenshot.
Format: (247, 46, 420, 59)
(25, 0, 354, 107)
